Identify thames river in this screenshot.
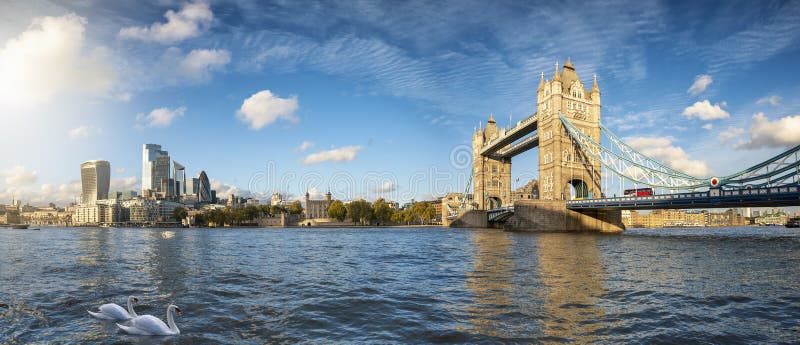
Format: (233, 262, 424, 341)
(1, 226, 799, 344)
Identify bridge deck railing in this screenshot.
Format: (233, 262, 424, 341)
(566, 185, 800, 209)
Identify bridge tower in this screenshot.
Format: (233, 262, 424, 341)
(537, 59, 602, 200)
(473, 116, 512, 209)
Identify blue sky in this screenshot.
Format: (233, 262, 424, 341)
(1, 0, 800, 206)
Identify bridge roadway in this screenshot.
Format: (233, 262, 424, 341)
(479, 113, 538, 157)
(567, 185, 800, 210)
(486, 185, 800, 222)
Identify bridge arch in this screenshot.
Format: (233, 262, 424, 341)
(566, 179, 589, 200)
(488, 196, 502, 209)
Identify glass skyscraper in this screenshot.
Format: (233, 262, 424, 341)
(173, 161, 186, 196)
(198, 171, 211, 203)
(142, 144, 169, 195)
(80, 160, 110, 204)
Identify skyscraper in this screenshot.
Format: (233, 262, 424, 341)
(80, 160, 110, 204)
(173, 161, 186, 196)
(153, 156, 171, 194)
(142, 144, 169, 194)
(198, 171, 211, 203)
(186, 177, 199, 196)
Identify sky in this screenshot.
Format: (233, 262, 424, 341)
(1, 0, 800, 207)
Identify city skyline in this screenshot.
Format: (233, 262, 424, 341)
(2, 1, 800, 206)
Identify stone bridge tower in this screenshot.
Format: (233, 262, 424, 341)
(537, 59, 602, 200)
(472, 116, 512, 209)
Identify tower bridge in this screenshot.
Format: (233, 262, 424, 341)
(447, 59, 800, 232)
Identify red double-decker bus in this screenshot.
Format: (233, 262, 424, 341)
(624, 188, 653, 196)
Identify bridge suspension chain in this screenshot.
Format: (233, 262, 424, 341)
(559, 113, 708, 190)
(715, 144, 800, 188)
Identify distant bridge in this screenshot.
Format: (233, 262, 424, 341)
(448, 60, 800, 231)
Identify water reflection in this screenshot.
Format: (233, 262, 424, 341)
(536, 233, 606, 342)
(463, 230, 516, 337)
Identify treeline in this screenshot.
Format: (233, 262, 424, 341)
(178, 200, 304, 226)
(328, 198, 438, 225)
(177, 198, 439, 226)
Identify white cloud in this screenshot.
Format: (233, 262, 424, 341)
(179, 49, 230, 81)
(687, 74, 713, 96)
(373, 181, 396, 193)
(0, 181, 81, 207)
(737, 112, 800, 149)
(295, 141, 315, 152)
(136, 106, 186, 128)
(756, 95, 781, 106)
(115, 167, 125, 174)
(626, 137, 711, 177)
(0, 14, 115, 109)
(702, 123, 713, 130)
(118, 0, 213, 44)
(717, 127, 744, 144)
(236, 90, 299, 130)
(69, 125, 101, 139)
(110, 176, 139, 192)
(303, 146, 362, 165)
(158, 47, 229, 83)
(683, 100, 730, 120)
(3, 166, 38, 185)
(210, 178, 255, 199)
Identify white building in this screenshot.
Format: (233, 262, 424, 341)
(81, 160, 110, 204)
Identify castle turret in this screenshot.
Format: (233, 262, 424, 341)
(591, 74, 600, 102)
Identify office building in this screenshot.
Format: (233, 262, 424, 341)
(80, 160, 110, 204)
(198, 171, 212, 203)
(142, 144, 169, 194)
(173, 161, 186, 196)
(186, 177, 199, 196)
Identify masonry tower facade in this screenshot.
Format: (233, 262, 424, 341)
(537, 59, 602, 200)
(472, 116, 513, 209)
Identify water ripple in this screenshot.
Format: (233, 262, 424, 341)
(1, 226, 799, 343)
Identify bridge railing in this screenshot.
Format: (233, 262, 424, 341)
(566, 185, 800, 205)
(480, 114, 537, 153)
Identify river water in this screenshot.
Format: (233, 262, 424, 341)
(1, 226, 799, 344)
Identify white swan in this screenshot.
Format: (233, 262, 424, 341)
(87, 296, 139, 320)
(116, 304, 181, 336)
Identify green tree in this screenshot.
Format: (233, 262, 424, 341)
(287, 200, 304, 215)
(346, 199, 374, 225)
(243, 205, 260, 221)
(270, 205, 286, 215)
(390, 208, 407, 224)
(373, 198, 393, 223)
(410, 202, 436, 225)
(173, 206, 188, 221)
(327, 200, 347, 221)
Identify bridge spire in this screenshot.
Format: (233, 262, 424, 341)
(592, 73, 599, 92)
(538, 71, 545, 90)
(553, 61, 560, 81)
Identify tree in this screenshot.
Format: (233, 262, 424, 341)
(410, 202, 435, 224)
(373, 198, 393, 223)
(270, 205, 286, 215)
(173, 206, 188, 221)
(243, 205, 260, 221)
(346, 199, 373, 225)
(288, 200, 304, 215)
(328, 200, 347, 221)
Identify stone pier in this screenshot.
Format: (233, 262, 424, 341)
(503, 200, 624, 232)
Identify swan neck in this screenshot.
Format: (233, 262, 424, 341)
(127, 297, 137, 317)
(167, 307, 179, 334)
